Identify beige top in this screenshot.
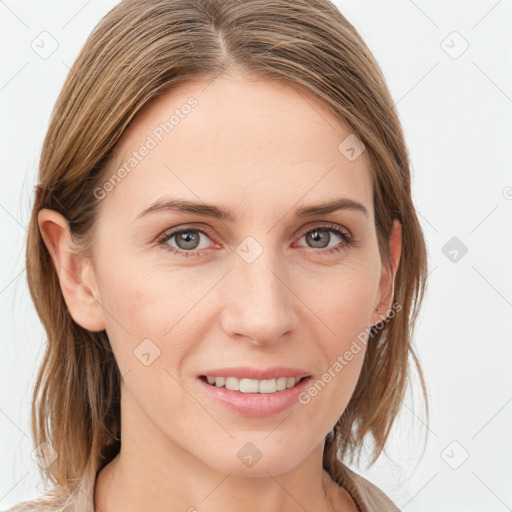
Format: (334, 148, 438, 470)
(334, 463, 401, 511)
(7, 462, 400, 512)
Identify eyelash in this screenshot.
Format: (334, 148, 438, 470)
(156, 223, 355, 259)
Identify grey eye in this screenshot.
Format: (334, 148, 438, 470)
(304, 228, 333, 249)
(174, 230, 202, 250)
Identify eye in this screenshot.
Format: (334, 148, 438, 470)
(156, 225, 216, 257)
(295, 223, 354, 255)
(156, 223, 354, 258)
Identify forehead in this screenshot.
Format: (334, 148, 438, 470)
(99, 72, 374, 221)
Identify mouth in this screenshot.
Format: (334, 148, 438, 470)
(199, 375, 310, 394)
(198, 373, 313, 417)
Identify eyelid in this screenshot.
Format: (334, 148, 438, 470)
(156, 223, 218, 244)
(295, 221, 352, 240)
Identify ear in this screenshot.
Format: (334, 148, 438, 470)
(370, 219, 402, 326)
(37, 208, 106, 332)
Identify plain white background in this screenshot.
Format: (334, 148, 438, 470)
(1, 1, 511, 510)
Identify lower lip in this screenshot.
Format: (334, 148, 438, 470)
(198, 376, 312, 417)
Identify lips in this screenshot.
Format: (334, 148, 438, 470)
(198, 373, 313, 417)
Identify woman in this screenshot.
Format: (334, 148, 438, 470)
(12, 0, 429, 510)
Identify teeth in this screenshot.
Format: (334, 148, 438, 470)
(225, 377, 239, 391)
(240, 378, 259, 393)
(205, 376, 303, 393)
(276, 377, 287, 391)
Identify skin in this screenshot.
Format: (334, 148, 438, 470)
(38, 69, 401, 512)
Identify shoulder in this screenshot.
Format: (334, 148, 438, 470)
(6, 473, 95, 512)
(337, 463, 401, 512)
(4, 502, 50, 512)
(5, 501, 60, 512)
(5, 497, 76, 512)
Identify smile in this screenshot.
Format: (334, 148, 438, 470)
(201, 375, 306, 394)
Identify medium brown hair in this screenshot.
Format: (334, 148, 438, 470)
(15, 0, 429, 509)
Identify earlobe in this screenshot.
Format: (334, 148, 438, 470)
(37, 208, 106, 332)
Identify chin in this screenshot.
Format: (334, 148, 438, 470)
(200, 437, 313, 477)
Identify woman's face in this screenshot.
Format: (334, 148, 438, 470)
(83, 71, 400, 476)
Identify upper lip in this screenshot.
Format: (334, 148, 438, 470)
(199, 366, 311, 380)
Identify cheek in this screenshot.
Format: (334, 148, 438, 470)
(300, 321, 368, 434)
(297, 264, 377, 415)
(96, 257, 211, 372)
(95, 260, 200, 419)
(300, 260, 379, 338)
(98, 251, 185, 330)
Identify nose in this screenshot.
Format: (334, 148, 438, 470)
(219, 248, 299, 346)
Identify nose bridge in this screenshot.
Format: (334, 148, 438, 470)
(221, 235, 297, 343)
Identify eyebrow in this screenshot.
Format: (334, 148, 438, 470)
(135, 197, 369, 222)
